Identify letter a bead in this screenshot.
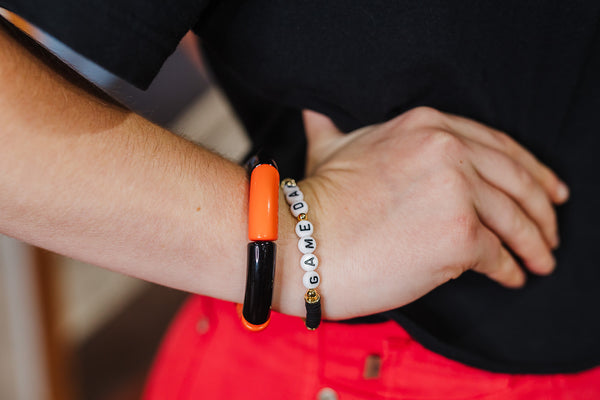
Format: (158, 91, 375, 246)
(285, 189, 304, 205)
(300, 254, 319, 271)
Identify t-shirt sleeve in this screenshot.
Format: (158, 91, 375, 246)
(0, 0, 209, 89)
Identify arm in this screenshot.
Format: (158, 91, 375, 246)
(0, 19, 303, 316)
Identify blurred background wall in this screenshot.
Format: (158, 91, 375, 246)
(0, 10, 249, 400)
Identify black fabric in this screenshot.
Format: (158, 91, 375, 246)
(0, 0, 210, 89)
(4, 0, 600, 374)
(196, 1, 600, 374)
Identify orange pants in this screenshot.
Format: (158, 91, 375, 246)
(144, 296, 600, 399)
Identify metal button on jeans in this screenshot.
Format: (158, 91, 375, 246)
(195, 316, 210, 334)
(317, 387, 338, 400)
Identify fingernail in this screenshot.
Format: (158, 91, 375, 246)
(557, 182, 570, 202)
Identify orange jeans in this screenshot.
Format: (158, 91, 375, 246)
(144, 295, 600, 399)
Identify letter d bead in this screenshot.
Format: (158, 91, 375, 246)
(290, 201, 308, 217)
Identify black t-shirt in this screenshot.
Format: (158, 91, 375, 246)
(3, 0, 600, 374)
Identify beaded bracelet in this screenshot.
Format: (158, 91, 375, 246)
(240, 155, 279, 332)
(281, 178, 322, 330)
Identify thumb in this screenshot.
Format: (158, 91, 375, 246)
(303, 109, 344, 150)
(303, 110, 345, 175)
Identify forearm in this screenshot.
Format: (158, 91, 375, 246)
(0, 20, 301, 313)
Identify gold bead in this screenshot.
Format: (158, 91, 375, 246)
(280, 178, 296, 189)
(305, 289, 320, 303)
(297, 213, 307, 221)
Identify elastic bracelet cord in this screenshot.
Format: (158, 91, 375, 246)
(281, 178, 322, 330)
(240, 155, 279, 332)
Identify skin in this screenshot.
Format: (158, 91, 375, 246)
(0, 23, 568, 321)
(301, 109, 568, 319)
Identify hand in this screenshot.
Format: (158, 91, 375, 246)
(299, 107, 569, 319)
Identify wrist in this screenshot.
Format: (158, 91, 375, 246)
(272, 187, 305, 317)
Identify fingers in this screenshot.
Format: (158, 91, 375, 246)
(473, 178, 556, 276)
(472, 227, 526, 288)
(444, 113, 570, 204)
(465, 140, 559, 248)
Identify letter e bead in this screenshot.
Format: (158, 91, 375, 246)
(295, 220, 314, 237)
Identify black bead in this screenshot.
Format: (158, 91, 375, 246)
(305, 298, 322, 330)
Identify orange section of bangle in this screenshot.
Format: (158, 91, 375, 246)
(236, 303, 271, 331)
(248, 164, 279, 241)
(240, 315, 271, 332)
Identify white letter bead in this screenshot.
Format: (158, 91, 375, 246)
(298, 236, 317, 254)
(285, 189, 304, 205)
(290, 201, 308, 217)
(303, 271, 320, 289)
(282, 183, 297, 196)
(300, 253, 319, 271)
(295, 220, 314, 237)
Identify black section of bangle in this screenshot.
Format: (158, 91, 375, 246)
(243, 241, 276, 325)
(246, 152, 278, 174)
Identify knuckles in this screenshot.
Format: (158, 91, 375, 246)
(449, 211, 481, 253)
(514, 162, 535, 192)
(420, 129, 465, 158)
(397, 106, 442, 128)
(425, 169, 482, 258)
(507, 207, 532, 243)
(430, 164, 471, 197)
(433, 212, 481, 284)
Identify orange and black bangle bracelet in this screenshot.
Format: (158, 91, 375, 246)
(240, 155, 279, 331)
